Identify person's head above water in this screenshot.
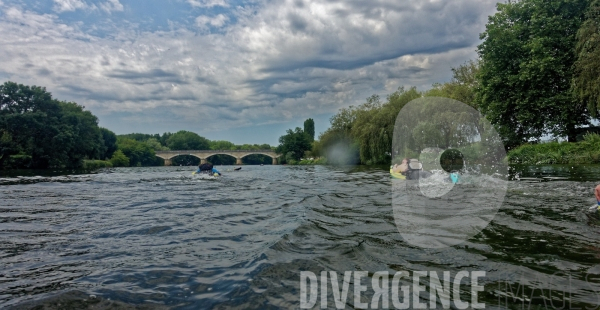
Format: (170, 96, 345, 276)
(395, 158, 409, 173)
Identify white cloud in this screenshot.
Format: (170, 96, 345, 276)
(187, 0, 228, 8)
(53, 0, 87, 13)
(98, 0, 124, 13)
(195, 14, 229, 29)
(52, 0, 123, 13)
(0, 0, 498, 137)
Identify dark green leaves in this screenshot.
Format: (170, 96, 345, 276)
(277, 127, 312, 162)
(477, 0, 591, 148)
(0, 81, 111, 169)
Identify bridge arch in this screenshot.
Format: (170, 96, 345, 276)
(239, 153, 277, 159)
(155, 150, 280, 166)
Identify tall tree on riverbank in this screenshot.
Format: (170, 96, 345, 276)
(0, 82, 59, 168)
(313, 102, 361, 165)
(57, 100, 105, 167)
(351, 87, 421, 164)
(276, 127, 311, 162)
(304, 118, 315, 142)
(573, 0, 600, 116)
(100, 128, 118, 160)
(477, 0, 591, 149)
(0, 81, 107, 168)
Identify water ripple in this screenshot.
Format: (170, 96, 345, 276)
(1, 165, 600, 308)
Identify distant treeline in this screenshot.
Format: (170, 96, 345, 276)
(0, 81, 274, 169)
(305, 0, 600, 165)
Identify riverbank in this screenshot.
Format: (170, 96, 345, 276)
(507, 133, 600, 165)
(284, 157, 327, 165)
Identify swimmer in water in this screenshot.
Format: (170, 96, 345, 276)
(392, 158, 409, 174)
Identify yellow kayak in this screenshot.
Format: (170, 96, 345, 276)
(390, 169, 406, 180)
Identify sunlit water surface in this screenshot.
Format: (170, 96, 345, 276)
(1, 165, 600, 309)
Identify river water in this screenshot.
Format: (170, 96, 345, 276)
(1, 165, 600, 309)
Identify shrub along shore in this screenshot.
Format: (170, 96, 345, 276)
(507, 133, 600, 165)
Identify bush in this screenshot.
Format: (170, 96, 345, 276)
(3, 155, 32, 169)
(110, 150, 130, 167)
(507, 134, 600, 164)
(297, 157, 327, 165)
(83, 160, 113, 170)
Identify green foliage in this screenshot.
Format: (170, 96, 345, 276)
(57, 101, 105, 167)
(424, 60, 480, 108)
(242, 154, 272, 165)
(351, 87, 421, 165)
(316, 88, 421, 165)
(304, 118, 315, 142)
(276, 127, 312, 161)
(573, 0, 600, 116)
(205, 154, 234, 165)
(116, 138, 157, 166)
(0, 81, 107, 169)
(100, 128, 117, 160)
(209, 140, 236, 150)
(316, 130, 360, 165)
(145, 138, 170, 151)
(110, 150, 130, 167)
(394, 97, 480, 152)
(4, 155, 32, 169)
(476, 0, 591, 148)
(166, 130, 210, 150)
(297, 157, 326, 165)
(159, 132, 173, 146)
(508, 133, 600, 164)
(118, 133, 161, 142)
(83, 160, 113, 170)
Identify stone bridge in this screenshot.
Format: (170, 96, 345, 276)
(155, 150, 279, 165)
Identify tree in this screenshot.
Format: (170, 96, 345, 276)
(243, 154, 272, 164)
(166, 130, 210, 150)
(573, 0, 600, 116)
(276, 127, 312, 161)
(393, 97, 481, 161)
(425, 60, 480, 108)
(100, 128, 118, 160)
(210, 140, 236, 150)
(0, 81, 61, 168)
(145, 138, 170, 151)
(57, 101, 105, 167)
(304, 118, 315, 142)
(119, 133, 165, 145)
(110, 150, 130, 167)
(477, 0, 591, 148)
(315, 129, 359, 165)
(160, 132, 173, 146)
(0, 81, 107, 169)
(351, 87, 421, 164)
(117, 138, 156, 166)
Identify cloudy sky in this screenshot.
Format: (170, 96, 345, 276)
(0, 0, 498, 145)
